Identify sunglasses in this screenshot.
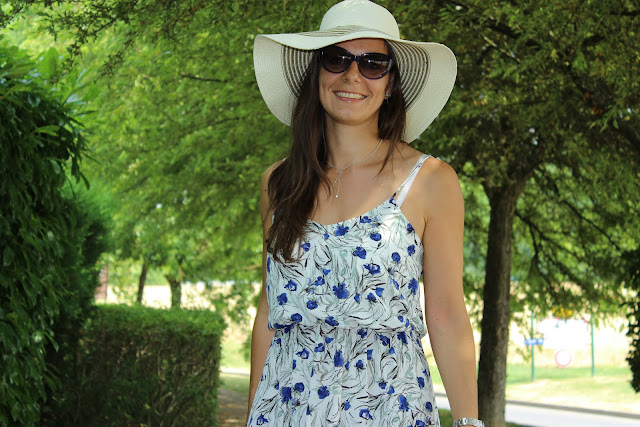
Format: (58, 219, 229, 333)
(319, 45, 394, 80)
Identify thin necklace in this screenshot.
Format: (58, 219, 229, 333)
(326, 138, 383, 198)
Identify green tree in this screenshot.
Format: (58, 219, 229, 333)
(398, 0, 640, 423)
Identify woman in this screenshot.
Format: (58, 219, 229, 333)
(247, 1, 482, 426)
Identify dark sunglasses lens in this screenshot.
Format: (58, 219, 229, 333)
(359, 54, 392, 79)
(321, 47, 352, 73)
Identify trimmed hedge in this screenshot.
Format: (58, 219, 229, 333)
(58, 305, 225, 426)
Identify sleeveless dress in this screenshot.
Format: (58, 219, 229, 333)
(248, 154, 439, 426)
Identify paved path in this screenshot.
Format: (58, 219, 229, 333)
(435, 392, 640, 427)
(218, 387, 248, 426)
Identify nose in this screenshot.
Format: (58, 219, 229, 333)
(342, 59, 361, 81)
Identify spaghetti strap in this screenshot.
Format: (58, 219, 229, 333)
(394, 154, 430, 207)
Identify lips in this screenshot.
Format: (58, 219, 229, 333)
(334, 91, 366, 100)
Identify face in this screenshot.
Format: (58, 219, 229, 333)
(318, 38, 392, 129)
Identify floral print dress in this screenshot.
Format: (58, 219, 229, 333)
(248, 154, 439, 426)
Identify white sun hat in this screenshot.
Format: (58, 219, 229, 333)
(253, 0, 457, 143)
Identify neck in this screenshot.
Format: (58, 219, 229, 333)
(324, 120, 383, 168)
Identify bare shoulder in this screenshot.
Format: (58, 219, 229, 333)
(261, 160, 283, 190)
(414, 156, 464, 219)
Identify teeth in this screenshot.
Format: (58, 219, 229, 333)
(335, 91, 365, 100)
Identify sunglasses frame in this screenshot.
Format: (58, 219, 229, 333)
(318, 45, 394, 80)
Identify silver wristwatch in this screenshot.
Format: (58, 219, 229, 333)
(453, 417, 485, 427)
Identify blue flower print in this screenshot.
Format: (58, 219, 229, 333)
(389, 347, 395, 354)
(367, 349, 373, 360)
(357, 329, 367, 338)
(277, 293, 287, 305)
(398, 315, 404, 322)
(364, 263, 381, 275)
(281, 387, 292, 403)
(296, 348, 309, 359)
(399, 394, 410, 411)
(345, 361, 350, 370)
(267, 257, 271, 273)
(274, 381, 279, 389)
(354, 293, 361, 302)
(408, 278, 419, 295)
(318, 386, 330, 399)
(344, 401, 351, 410)
(425, 401, 433, 412)
(353, 246, 367, 259)
(379, 380, 387, 389)
(379, 335, 390, 346)
(323, 233, 329, 239)
(291, 313, 302, 323)
(392, 252, 401, 262)
(335, 225, 349, 236)
(375, 287, 384, 297)
(294, 382, 305, 392)
(257, 414, 269, 425)
(307, 300, 318, 310)
(334, 350, 344, 367)
(417, 376, 425, 388)
(359, 408, 374, 420)
(387, 385, 395, 394)
(356, 360, 365, 369)
(313, 276, 325, 286)
(284, 280, 297, 291)
(416, 420, 426, 427)
(333, 283, 349, 299)
(407, 222, 414, 233)
(314, 343, 325, 352)
(325, 316, 339, 327)
(367, 292, 377, 302)
(423, 368, 430, 379)
(301, 242, 311, 252)
(370, 232, 381, 241)
(408, 244, 416, 256)
(325, 337, 334, 343)
(393, 278, 400, 289)
(360, 216, 372, 223)
(306, 407, 311, 415)
(323, 268, 331, 275)
(292, 359, 296, 369)
(398, 331, 408, 345)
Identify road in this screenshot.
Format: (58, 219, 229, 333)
(435, 393, 640, 427)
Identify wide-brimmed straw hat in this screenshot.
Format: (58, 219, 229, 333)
(253, 0, 457, 143)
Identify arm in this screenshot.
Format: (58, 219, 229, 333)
(247, 166, 278, 415)
(421, 161, 478, 421)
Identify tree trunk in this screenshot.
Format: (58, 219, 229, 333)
(166, 275, 182, 309)
(477, 182, 525, 427)
(136, 260, 149, 304)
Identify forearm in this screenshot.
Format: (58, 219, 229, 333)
(247, 301, 274, 414)
(428, 313, 478, 420)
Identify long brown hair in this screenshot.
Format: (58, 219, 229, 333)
(267, 42, 406, 262)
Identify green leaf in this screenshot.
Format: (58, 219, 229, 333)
(3, 246, 14, 267)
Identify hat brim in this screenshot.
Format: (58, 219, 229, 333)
(253, 26, 456, 143)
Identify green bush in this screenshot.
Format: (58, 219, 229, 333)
(62, 304, 225, 426)
(0, 40, 99, 426)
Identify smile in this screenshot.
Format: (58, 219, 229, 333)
(334, 91, 366, 100)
